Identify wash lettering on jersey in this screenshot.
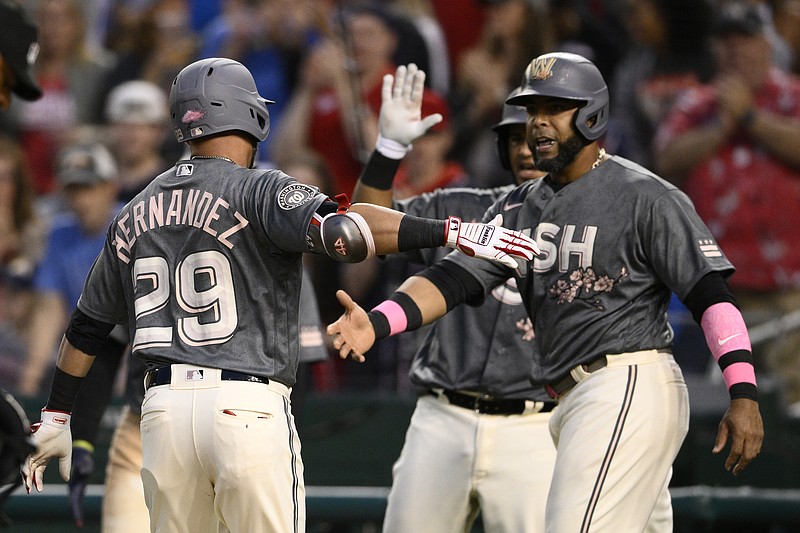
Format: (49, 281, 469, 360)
(113, 188, 249, 264)
(532, 222, 597, 273)
(531, 221, 628, 309)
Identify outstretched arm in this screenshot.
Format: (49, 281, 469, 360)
(328, 275, 447, 362)
(313, 197, 538, 269)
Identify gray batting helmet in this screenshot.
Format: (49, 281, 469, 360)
(507, 52, 609, 141)
(169, 58, 274, 144)
(492, 87, 528, 170)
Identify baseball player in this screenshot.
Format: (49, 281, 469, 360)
(352, 64, 554, 532)
(67, 269, 329, 532)
(328, 52, 764, 532)
(20, 57, 538, 533)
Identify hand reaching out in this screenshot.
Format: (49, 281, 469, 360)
(326, 290, 375, 362)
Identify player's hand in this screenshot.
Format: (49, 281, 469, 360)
(21, 409, 72, 493)
(68, 442, 94, 528)
(713, 398, 763, 476)
(377, 64, 443, 151)
(445, 214, 540, 269)
(327, 290, 374, 362)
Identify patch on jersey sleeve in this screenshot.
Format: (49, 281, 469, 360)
(278, 183, 317, 210)
(698, 239, 722, 258)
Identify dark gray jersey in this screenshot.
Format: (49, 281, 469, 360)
(77, 158, 328, 386)
(445, 156, 734, 385)
(394, 186, 548, 401)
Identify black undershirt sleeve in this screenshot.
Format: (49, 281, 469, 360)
(65, 308, 117, 356)
(682, 271, 737, 324)
(416, 261, 485, 311)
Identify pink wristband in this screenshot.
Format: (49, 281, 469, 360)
(371, 300, 408, 336)
(722, 362, 757, 389)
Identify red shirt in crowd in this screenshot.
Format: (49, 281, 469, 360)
(655, 67, 800, 291)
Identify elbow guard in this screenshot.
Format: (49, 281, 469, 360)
(320, 211, 376, 263)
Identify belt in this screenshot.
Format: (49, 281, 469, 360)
(545, 356, 608, 400)
(430, 389, 556, 415)
(145, 366, 269, 389)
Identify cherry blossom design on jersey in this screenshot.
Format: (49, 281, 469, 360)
(516, 317, 535, 341)
(548, 266, 629, 310)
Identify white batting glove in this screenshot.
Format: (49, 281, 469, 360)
(445, 214, 540, 269)
(22, 409, 72, 493)
(376, 63, 444, 159)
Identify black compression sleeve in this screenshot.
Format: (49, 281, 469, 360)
(682, 272, 737, 324)
(46, 368, 84, 412)
(65, 308, 117, 356)
(70, 339, 127, 443)
(397, 215, 447, 251)
(416, 262, 484, 311)
(358, 151, 402, 190)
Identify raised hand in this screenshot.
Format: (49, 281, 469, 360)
(378, 64, 443, 148)
(326, 290, 375, 362)
(445, 214, 540, 269)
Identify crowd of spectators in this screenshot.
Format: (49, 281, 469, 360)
(1, 0, 800, 415)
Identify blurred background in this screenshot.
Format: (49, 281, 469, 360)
(1, 0, 800, 531)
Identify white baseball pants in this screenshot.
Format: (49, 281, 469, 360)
(140, 365, 304, 533)
(546, 350, 689, 532)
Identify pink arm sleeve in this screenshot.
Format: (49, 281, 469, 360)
(700, 302, 757, 389)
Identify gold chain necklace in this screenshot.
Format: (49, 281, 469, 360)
(191, 155, 235, 164)
(592, 148, 606, 169)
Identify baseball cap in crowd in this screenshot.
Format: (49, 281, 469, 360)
(105, 80, 169, 124)
(56, 143, 118, 188)
(0, 0, 42, 100)
(713, 1, 764, 36)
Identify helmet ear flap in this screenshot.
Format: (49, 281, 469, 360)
(495, 132, 511, 170)
(574, 95, 609, 141)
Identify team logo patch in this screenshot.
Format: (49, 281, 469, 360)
(176, 163, 194, 176)
(278, 183, 316, 210)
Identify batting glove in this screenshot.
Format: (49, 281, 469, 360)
(68, 441, 94, 528)
(376, 63, 443, 159)
(445, 214, 540, 269)
(21, 408, 72, 493)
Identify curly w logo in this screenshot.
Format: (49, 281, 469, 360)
(526, 57, 557, 81)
